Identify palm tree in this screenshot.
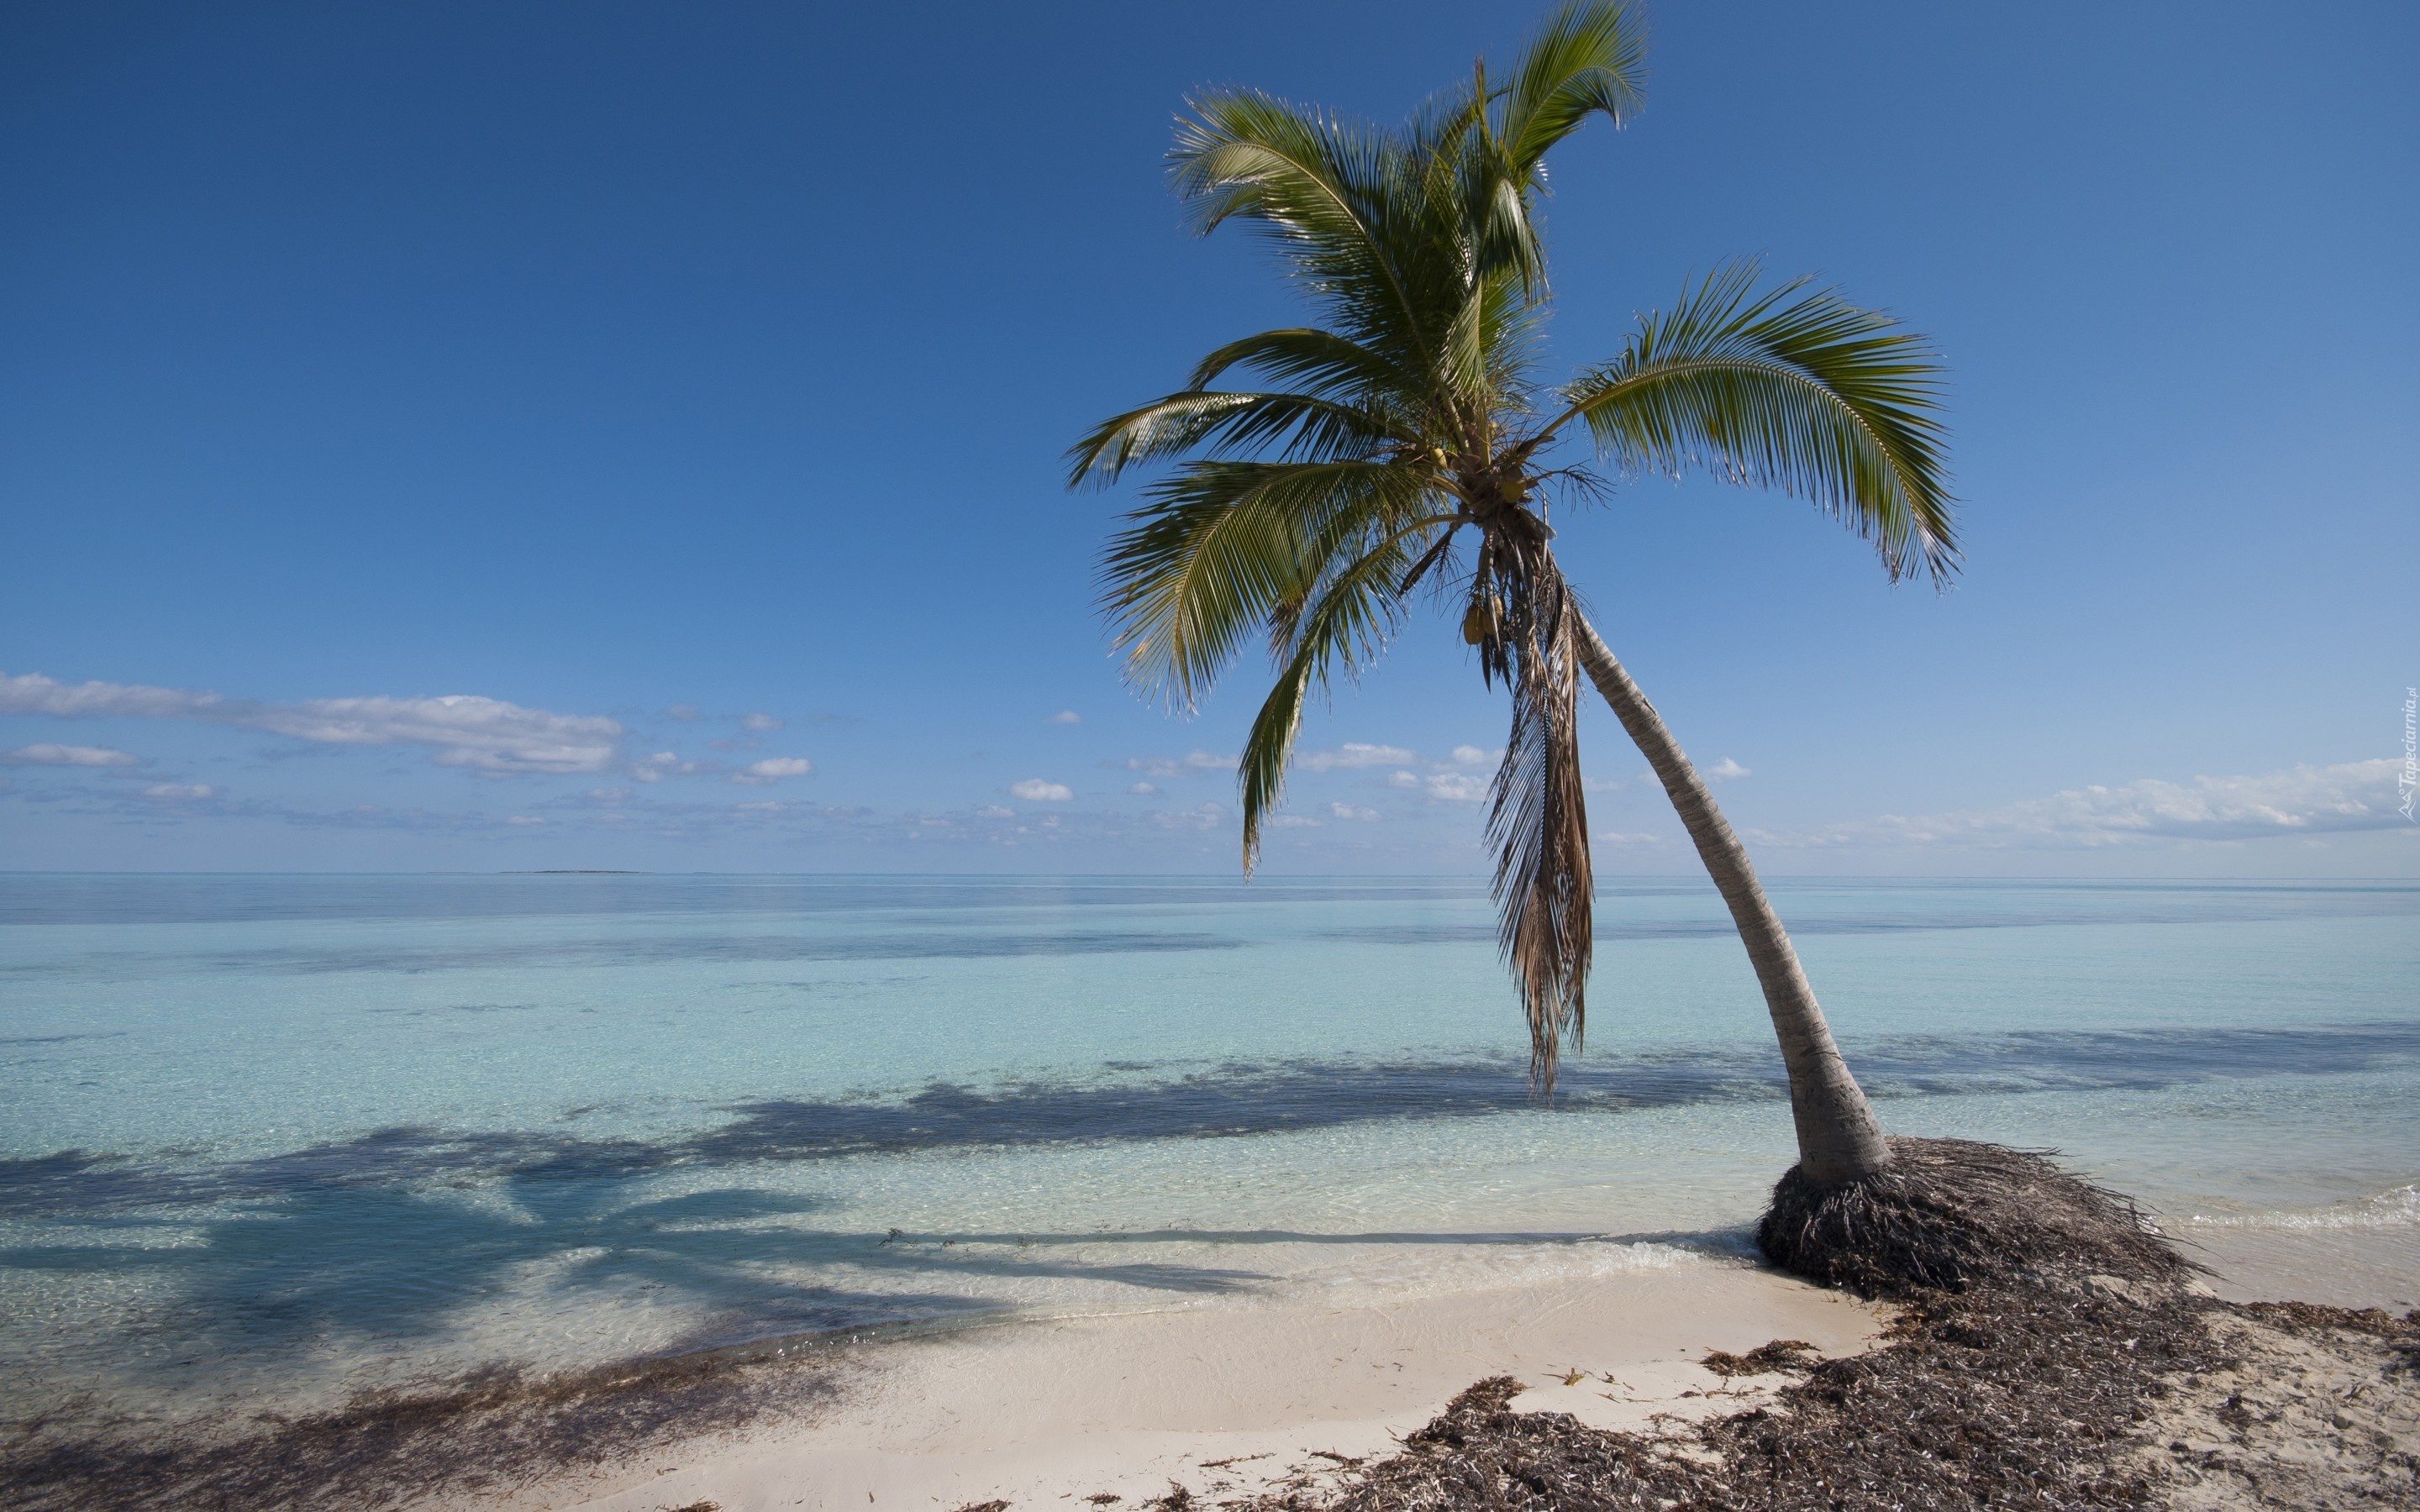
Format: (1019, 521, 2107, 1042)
(1071, 0, 1954, 1188)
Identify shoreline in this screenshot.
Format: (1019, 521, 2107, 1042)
(489, 1251, 1884, 1512)
(7, 1220, 2411, 1509)
(480, 1222, 2416, 1512)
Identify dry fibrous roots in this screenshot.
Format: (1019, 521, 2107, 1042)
(1238, 1137, 2420, 1512)
(1756, 1136, 2196, 1298)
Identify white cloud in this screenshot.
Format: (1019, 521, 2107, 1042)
(1706, 758, 1751, 781)
(740, 712, 784, 732)
(1765, 759, 2409, 850)
(1592, 831, 1666, 848)
(1388, 768, 1488, 801)
(1446, 744, 1495, 768)
(666, 704, 701, 721)
(0, 743, 139, 767)
(1422, 772, 1489, 802)
(1268, 814, 1323, 828)
(1301, 743, 1416, 772)
(141, 782, 215, 800)
(632, 751, 706, 782)
(1126, 751, 1234, 779)
(1151, 801, 1227, 830)
(0, 671, 622, 774)
(1328, 801, 1380, 822)
(507, 815, 545, 826)
(731, 757, 813, 785)
(976, 804, 1015, 818)
(1009, 778, 1074, 801)
(0, 675, 203, 721)
(1127, 781, 1160, 796)
(1047, 710, 1082, 724)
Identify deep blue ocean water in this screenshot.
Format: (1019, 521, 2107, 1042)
(3, 874, 2415, 1428)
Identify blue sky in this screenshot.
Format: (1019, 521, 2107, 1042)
(3, 0, 2413, 875)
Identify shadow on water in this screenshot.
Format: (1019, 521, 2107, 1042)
(0, 1163, 1289, 1509)
(7, 1021, 2417, 1224)
(0, 1173, 1680, 1512)
(4, 1017, 2416, 1507)
(0, 1171, 1272, 1361)
(0, 1021, 2407, 1364)
(0, 1215, 1726, 1512)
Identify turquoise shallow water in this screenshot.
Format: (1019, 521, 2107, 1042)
(3, 874, 2416, 1427)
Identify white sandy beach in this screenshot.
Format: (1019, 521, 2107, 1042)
(491, 1257, 1877, 1509)
(467, 1222, 2419, 1512)
(487, 1257, 1880, 1512)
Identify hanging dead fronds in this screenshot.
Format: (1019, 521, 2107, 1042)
(1470, 522, 1591, 1092)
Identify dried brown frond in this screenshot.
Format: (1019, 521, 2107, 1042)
(1475, 538, 1591, 1093)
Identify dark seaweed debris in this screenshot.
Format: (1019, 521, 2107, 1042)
(1279, 1289, 2223, 1510)
(1697, 1340, 1819, 1379)
(0, 1344, 841, 1511)
(1231, 1137, 2386, 1512)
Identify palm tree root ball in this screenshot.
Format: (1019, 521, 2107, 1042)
(1756, 1136, 2196, 1299)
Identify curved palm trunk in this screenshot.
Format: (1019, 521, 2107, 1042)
(1573, 615, 1891, 1186)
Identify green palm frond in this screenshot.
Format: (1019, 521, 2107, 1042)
(1236, 526, 1430, 869)
(1098, 459, 1411, 710)
(1545, 263, 1958, 582)
(1186, 328, 1412, 402)
(1266, 490, 1459, 663)
(1082, 3, 1954, 1096)
(1438, 2, 1646, 297)
(1497, 0, 1648, 173)
(1171, 93, 1433, 360)
(1067, 390, 1402, 488)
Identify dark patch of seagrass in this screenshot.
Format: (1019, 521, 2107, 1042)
(0, 1347, 839, 1512)
(1698, 1339, 1819, 1378)
(1755, 1136, 2195, 1298)
(2240, 1299, 2420, 1375)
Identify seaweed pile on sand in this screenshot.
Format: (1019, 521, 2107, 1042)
(0, 1340, 846, 1512)
(1233, 1138, 2420, 1511)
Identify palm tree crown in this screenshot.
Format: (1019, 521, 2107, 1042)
(1073, 0, 1954, 1090)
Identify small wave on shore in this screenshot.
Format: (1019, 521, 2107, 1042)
(2183, 1182, 2420, 1231)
